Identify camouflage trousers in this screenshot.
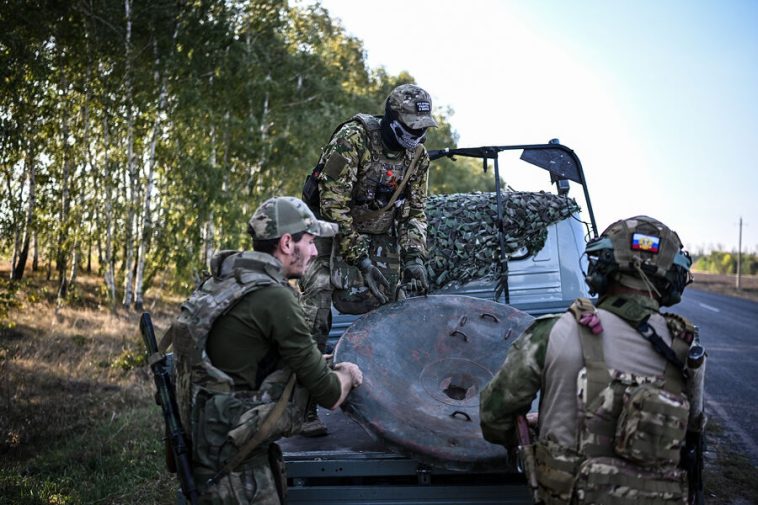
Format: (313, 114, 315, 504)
(191, 371, 305, 504)
(195, 451, 280, 505)
(300, 235, 402, 349)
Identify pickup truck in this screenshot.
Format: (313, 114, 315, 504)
(279, 141, 598, 505)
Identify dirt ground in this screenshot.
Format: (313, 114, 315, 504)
(689, 271, 758, 303)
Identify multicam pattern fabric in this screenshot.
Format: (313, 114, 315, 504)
(574, 457, 687, 504)
(167, 251, 284, 431)
(577, 369, 664, 458)
(248, 196, 337, 241)
(195, 452, 280, 505)
(479, 294, 699, 504)
(425, 191, 580, 290)
(166, 251, 301, 504)
(317, 115, 429, 265)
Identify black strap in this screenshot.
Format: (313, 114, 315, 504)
(636, 316, 686, 372)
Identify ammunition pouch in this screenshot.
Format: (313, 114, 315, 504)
(192, 370, 305, 473)
(534, 437, 582, 505)
(614, 383, 689, 466)
(574, 456, 687, 504)
(350, 203, 396, 235)
(330, 234, 401, 315)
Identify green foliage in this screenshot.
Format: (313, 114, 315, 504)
(0, 278, 21, 329)
(111, 346, 146, 372)
(692, 251, 758, 275)
(0, 0, 487, 300)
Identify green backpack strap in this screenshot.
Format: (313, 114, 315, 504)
(569, 298, 611, 402)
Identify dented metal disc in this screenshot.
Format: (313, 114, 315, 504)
(333, 294, 534, 472)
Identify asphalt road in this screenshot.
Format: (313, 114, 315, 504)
(675, 288, 758, 463)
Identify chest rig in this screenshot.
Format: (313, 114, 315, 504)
(346, 114, 418, 235)
(166, 251, 282, 431)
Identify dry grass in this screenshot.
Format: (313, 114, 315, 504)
(690, 271, 758, 303)
(1, 263, 756, 504)
(0, 264, 179, 504)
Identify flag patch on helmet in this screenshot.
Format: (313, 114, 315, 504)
(631, 233, 660, 253)
(415, 101, 431, 113)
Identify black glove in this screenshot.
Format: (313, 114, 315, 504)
(402, 258, 428, 294)
(358, 257, 390, 304)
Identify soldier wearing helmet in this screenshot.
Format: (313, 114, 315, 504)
(299, 84, 438, 436)
(480, 216, 706, 504)
(170, 197, 362, 504)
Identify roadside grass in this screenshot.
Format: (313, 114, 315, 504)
(2, 264, 758, 504)
(703, 418, 758, 504)
(690, 271, 758, 304)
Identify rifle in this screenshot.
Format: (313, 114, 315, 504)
(140, 312, 200, 505)
(682, 339, 706, 505)
(516, 415, 541, 504)
(682, 430, 704, 505)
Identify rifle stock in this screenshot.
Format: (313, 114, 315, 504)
(140, 312, 200, 505)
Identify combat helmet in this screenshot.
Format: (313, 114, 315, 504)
(584, 215, 692, 306)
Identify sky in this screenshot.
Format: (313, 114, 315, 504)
(307, 0, 758, 254)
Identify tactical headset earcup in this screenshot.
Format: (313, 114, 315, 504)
(585, 271, 608, 296)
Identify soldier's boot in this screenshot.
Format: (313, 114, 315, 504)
(300, 401, 328, 437)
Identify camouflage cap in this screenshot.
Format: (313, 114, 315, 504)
(248, 196, 337, 240)
(387, 84, 438, 130)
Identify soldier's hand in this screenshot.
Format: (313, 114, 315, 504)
(334, 361, 363, 387)
(402, 258, 428, 294)
(330, 361, 363, 409)
(358, 257, 390, 304)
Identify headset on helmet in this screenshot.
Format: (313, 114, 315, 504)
(584, 215, 693, 306)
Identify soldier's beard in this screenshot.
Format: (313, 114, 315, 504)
(286, 243, 312, 279)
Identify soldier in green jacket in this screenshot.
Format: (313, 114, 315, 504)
(170, 196, 363, 505)
(480, 216, 706, 505)
(299, 83, 437, 436)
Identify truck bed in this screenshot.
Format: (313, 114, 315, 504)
(280, 407, 531, 505)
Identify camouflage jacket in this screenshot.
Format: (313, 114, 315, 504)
(317, 115, 429, 265)
(479, 294, 700, 448)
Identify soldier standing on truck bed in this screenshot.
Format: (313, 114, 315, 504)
(167, 197, 363, 505)
(299, 84, 438, 436)
(480, 215, 706, 505)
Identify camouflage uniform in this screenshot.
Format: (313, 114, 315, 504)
(480, 216, 705, 505)
(480, 294, 703, 504)
(301, 85, 436, 351)
(168, 197, 340, 504)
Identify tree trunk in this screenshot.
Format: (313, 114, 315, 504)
(102, 110, 117, 305)
(121, 0, 136, 309)
(56, 73, 72, 303)
(11, 143, 37, 281)
(135, 38, 168, 311)
(32, 230, 39, 271)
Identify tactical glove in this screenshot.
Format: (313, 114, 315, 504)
(358, 257, 390, 304)
(402, 258, 429, 294)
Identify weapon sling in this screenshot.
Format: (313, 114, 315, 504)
(205, 373, 297, 488)
(355, 144, 424, 222)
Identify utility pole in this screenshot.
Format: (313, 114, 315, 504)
(736, 217, 742, 290)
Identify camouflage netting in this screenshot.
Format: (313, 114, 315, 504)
(425, 191, 581, 290)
